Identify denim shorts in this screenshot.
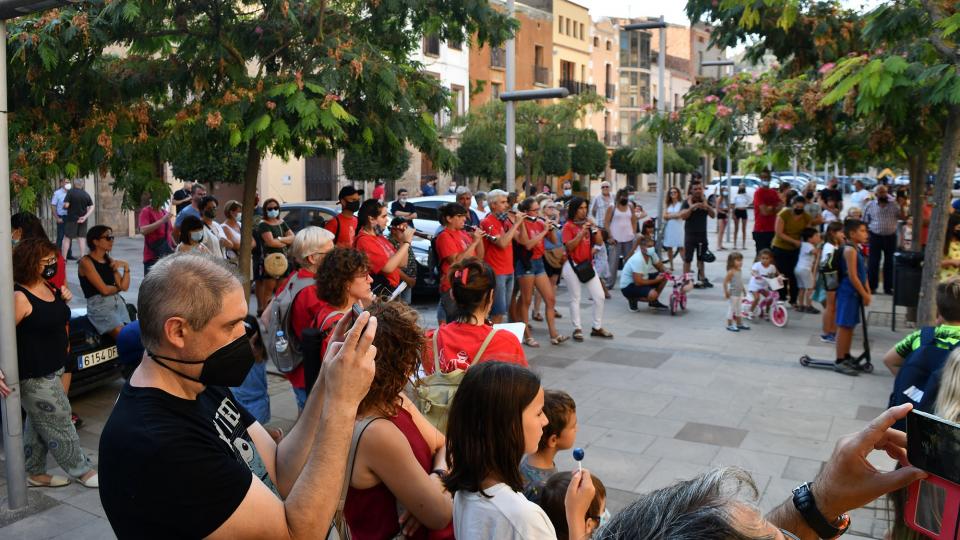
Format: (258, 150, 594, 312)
(492, 273, 515, 316)
(515, 258, 546, 277)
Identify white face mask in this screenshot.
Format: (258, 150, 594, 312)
(190, 231, 204, 243)
(563, 189, 572, 197)
(64, 183, 72, 190)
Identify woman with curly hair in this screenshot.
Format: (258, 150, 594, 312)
(344, 301, 454, 540)
(10, 238, 98, 488)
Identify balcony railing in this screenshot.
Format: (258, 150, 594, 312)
(605, 83, 616, 100)
(603, 131, 621, 147)
(423, 35, 440, 56)
(559, 79, 597, 95)
(491, 47, 505, 68)
(534, 65, 549, 85)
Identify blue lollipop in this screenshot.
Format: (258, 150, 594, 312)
(572, 447, 585, 473)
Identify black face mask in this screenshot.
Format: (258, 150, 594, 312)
(41, 261, 57, 280)
(203, 209, 217, 219)
(149, 334, 255, 387)
(793, 207, 804, 215)
(344, 200, 361, 212)
(618, 198, 628, 205)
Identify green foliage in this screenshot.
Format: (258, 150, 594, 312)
(342, 145, 411, 182)
(456, 132, 504, 182)
(610, 147, 645, 175)
(570, 139, 607, 178)
(168, 130, 248, 187)
(542, 141, 571, 177)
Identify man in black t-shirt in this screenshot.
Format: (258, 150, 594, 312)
(99, 254, 376, 539)
(679, 180, 716, 288)
(818, 177, 843, 212)
(390, 188, 417, 219)
(171, 180, 194, 213)
(61, 178, 94, 259)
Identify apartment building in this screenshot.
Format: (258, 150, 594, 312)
(588, 18, 619, 149)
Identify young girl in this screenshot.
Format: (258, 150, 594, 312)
(819, 221, 844, 343)
(794, 227, 821, 314)
(732, 185, 750, 250)
(662, 187, 685, 271)
(747, 249, 779, 319)
(723, 252, 749, 332)
(539, 472, 608, 540)
(444, 362, 596, 539)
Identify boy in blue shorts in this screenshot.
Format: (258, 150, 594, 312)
(835, 219, 872, 375)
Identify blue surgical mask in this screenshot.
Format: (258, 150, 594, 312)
(563, 189, 572, 197)
(267, 209, 280, 219)
(190, 231, 204, 243)
(599, 509, 611, 527)
(628, 194, 636, 202)
(646, 247, 656, 256)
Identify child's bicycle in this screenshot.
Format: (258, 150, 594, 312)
(741, 276, 789, 327)
(661, 272, 694, 316)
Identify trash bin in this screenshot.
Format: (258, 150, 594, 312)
(893, 251, 923, 309)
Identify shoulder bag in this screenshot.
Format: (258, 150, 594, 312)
(326, 416, 381, 540)
(565, 241, 596, 283)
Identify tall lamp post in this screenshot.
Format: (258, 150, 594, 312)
(500, 88, 570, 192)
(623, 18, 667, 252)
(0, 0, 77, 512)
(701, 59, 735, 243)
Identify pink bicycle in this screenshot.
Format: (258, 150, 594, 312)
(661, 272, 694, 316)
(741, 276, 789, 327)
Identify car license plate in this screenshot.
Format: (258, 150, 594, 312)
(77, 346, 118, 371)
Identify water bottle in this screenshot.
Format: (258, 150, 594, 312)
(275, 330, 288, 354)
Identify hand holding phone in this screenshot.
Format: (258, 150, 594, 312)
(906, 409, 960, 538)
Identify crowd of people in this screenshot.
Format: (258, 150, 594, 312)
(2, 170, 959, 539)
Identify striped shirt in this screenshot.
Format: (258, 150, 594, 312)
(862, 199, 900, 236)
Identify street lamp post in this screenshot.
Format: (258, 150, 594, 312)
(701, 59, 735, 243)
(505, 0, 516, 192)
(0, 0, 78, 512)
(624, 18, 667, 253)
(500, 88, 570, 192)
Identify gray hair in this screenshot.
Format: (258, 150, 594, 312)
(455, 186, 473, 197)
(191, 183, 207, 194)
(138, 253, 242, 352)
(73, 178, 85, 188)
(291, 226, 334, 265)
(595, 467, 770, 540)
(474, 191, 487, 201)
(487, 189, 508, 204)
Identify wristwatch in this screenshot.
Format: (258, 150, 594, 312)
(792, 482, 850, 538)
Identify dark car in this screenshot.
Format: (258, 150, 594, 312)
(279, 202, 438, 299)
(67, 307, 131, 397)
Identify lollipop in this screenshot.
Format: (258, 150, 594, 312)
(572, 447, 585, 473)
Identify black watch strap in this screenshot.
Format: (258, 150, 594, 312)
(792, 482, 849, 538)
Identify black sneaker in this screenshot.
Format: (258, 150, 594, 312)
(693, 282, 705, 289)
(649, 300, 668, 309)
(627, 299, 639, 312)
(833, 358, 860, 376)
(702, 279, 714, 288)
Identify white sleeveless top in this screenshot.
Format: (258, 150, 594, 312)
(609, 206, 635, 243)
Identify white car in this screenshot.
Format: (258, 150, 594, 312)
(704, 175, 763, 204)
(894, 175, 911, 186)
(391, 195, 488, 237)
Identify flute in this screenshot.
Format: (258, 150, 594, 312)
(523, 215, 560, 230)
(464, 225, 499, 241)
(572, 220, 600, 234)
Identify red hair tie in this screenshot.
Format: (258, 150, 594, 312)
(460, 268, 469, 285)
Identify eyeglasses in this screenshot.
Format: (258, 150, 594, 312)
(101, 235, 115, 241)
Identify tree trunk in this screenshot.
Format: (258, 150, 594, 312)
(238, 142, 262, 300)
(907, 150, 927, 253)
(918, 104, 960, 325)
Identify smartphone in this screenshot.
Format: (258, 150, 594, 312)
(906, 410, 960, 538)
(351, 302, 369, 336)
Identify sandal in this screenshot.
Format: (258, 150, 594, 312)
(572, 329, 584, 341)
(590, 327, 614, 338)
(77, 472, 99, 489)
(550, 334, 569, 345)
(554, 310, 562, 319)
(523, 337, 541, 348)
(27, 475, 70, 488)
(531, 313, 544, 322)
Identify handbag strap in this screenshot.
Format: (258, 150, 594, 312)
(474, 328, 499, 361)
(432, 328, 442, 373)
(432, 325, 499, 372)
(337, 416, 381, 513)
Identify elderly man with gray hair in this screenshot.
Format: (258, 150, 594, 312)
(480, 189, 525, 323)
(595, 404, 925, 540)
(456, 186, 480, 227)
(99, 253, 377, 539)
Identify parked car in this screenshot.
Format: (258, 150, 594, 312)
(67, 307, 130, 397)
(837, 175, 876, 193)
(894, 175, 911, 186)
(398, 195, 488, 237)
(770, 175, 807, 191)
(279, 202, 438, 298)
(705, 175, 762, 205)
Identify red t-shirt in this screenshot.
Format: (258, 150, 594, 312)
(275, 269, 325, 389)
(325, 213, 358, 247)
(480, 214, 513, 275)
(139, 206, 171, 262)
(49, 254, 66, 289)
(372, 185, 385, 202)
(422, 323, 526, 375)
(436, 228, 471, 292)
(562, 221, 592, 264)
(356, 230, 400, 287)
(753, 188, 781, 233)
(524, 220, 546, 260)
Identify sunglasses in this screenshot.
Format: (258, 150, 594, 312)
(101, 235, 115, 241)
(266, 207, 280, 212)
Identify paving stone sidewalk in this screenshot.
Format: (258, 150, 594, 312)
(0, 201, 907, 538)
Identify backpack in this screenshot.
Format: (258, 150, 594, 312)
(888, 327, 960, 431)
(261, 273, 316, 373)
(414, 326, 499, 432)
(819, 244, 843, 291)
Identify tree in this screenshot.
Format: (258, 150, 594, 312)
(455, 131, 504, 189)
(570, 138, 607, 179)
(542, 141, 571, 178)
(610, 146, 645, 187)
(9, 0, 516, 292)
(342, 145, 411, 183)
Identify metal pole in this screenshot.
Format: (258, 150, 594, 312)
(0, 19, 27, 511)
(504, 0, 516, 193)
(725, 139, 732, 242)
(654, 16, 666, 254)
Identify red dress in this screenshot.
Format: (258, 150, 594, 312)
(344, 408, 454, 540)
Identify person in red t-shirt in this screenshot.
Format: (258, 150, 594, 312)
(139, 198, 174, 276)
(423, 258, 526, 375)
(511, 197, 567, 347)
(752, 170, 782, 255)
(435, 203, 484, 324)
(355, 199, 414, 296)
(479, 190, 523, 323)
(561, 197, 612, 342)
(271, 226, 335, 410)
(326, 185, 363, 247)
(371, 179, 385, 202)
